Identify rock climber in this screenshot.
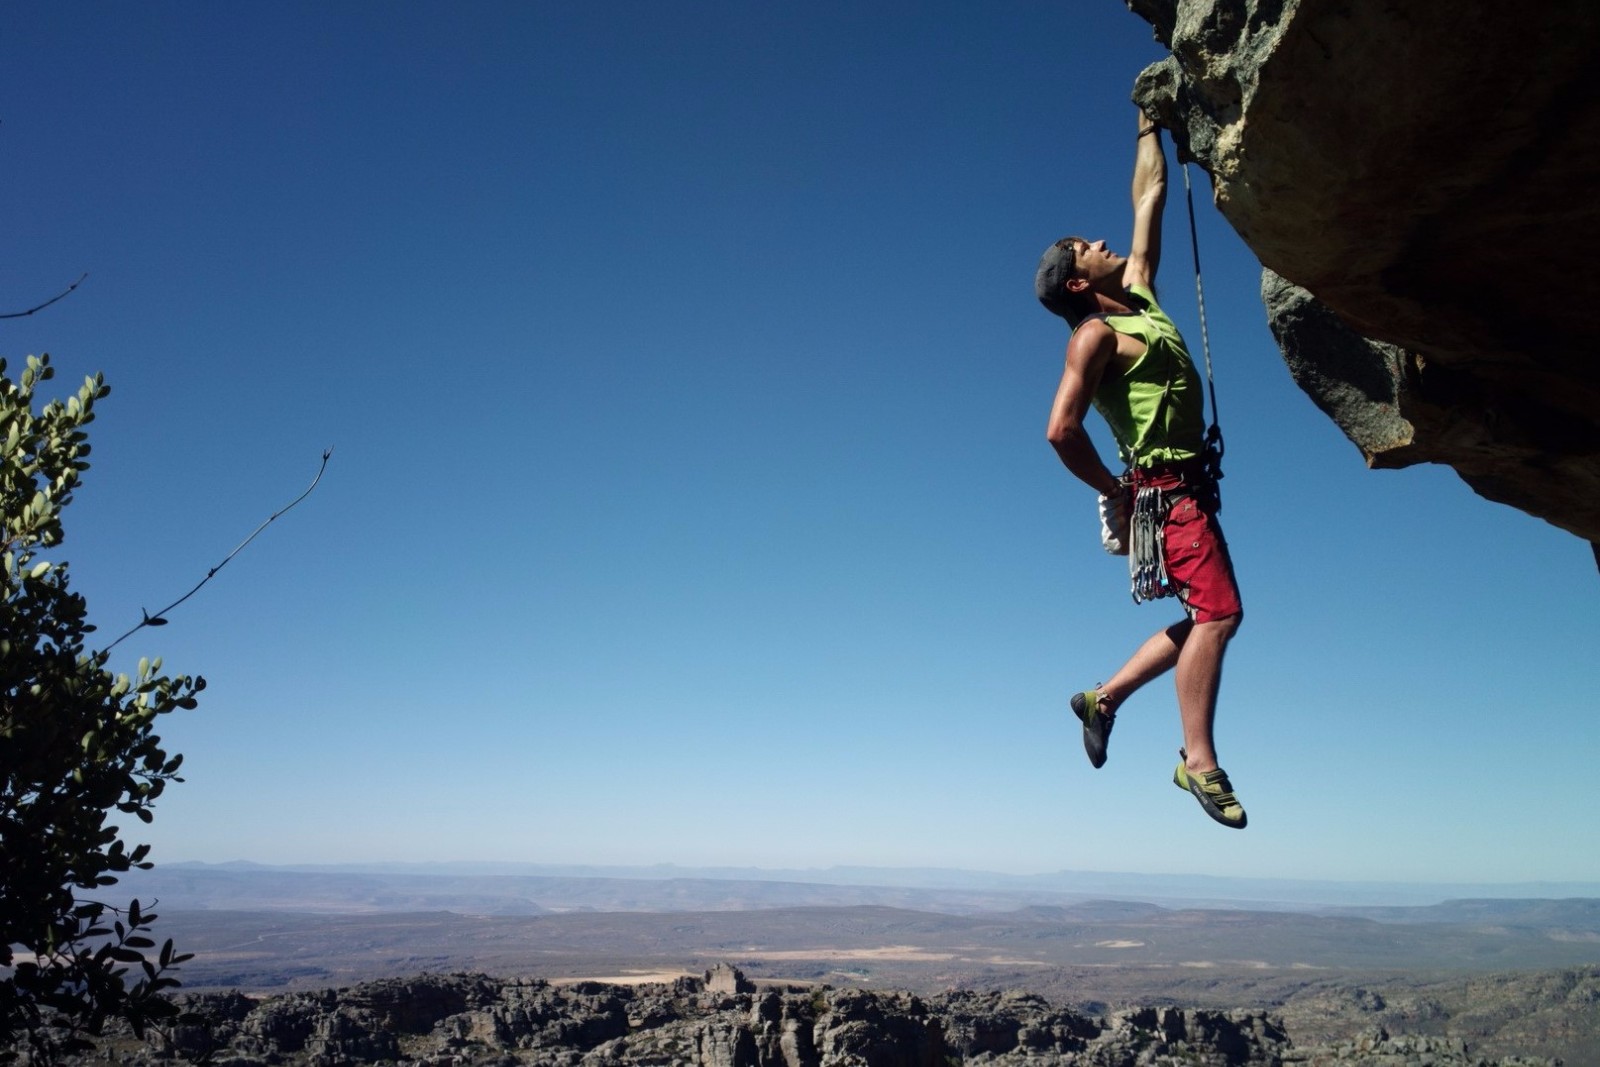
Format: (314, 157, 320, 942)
(1032, 107, 1247, 829)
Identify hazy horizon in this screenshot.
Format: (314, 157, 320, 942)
(134, 857, 1600, 910)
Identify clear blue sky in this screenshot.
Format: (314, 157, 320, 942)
(5, 2, 1595, 886)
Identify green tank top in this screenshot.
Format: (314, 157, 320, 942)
(1092, 284, 1206, 468)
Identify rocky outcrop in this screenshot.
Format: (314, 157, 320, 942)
(1126, 0, 1600, 545)
(101, 968, 1563, 1066)
(707, 962, 758, 995)
(1282, 1025, 1560, 1067)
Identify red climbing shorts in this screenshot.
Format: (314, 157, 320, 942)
(1128, 464, 1243, 625)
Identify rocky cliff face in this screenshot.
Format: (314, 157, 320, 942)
(137, 974, 1290, 1067)
(1125, 0, 1600, 546)
(76, 968, 1562, 1067)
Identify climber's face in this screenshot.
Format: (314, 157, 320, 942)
(1065, 238, 1126, 292)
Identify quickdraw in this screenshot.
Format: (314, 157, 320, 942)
(1129, 484, 1173, 604)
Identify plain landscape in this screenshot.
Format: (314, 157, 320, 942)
(100, 862, 1600, 1063)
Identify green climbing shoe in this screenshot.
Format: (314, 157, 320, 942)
(1172, 750, 1247, 829)
(1069, 689, 1114, 769)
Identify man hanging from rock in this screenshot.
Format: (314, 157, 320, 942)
(1033, 106, 1247, 829)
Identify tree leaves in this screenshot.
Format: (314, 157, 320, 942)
(2, 356, 201, 1062)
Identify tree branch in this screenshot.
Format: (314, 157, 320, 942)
(104, 449, 333, 653)
(1, 273, 89, 319)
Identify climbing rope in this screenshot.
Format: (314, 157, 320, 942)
(1180, 161, 1226, 488)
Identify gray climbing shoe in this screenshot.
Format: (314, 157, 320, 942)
(1069, 689, 1114, 769)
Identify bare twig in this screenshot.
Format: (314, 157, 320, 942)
(104, 449, 334, 653)
(1, 272, 89, 319)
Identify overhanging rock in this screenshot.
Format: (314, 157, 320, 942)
(1125, 0, 1600, 544)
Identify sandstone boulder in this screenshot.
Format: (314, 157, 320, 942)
(1127, 0, 1600, 545)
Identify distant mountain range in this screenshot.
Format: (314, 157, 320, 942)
(122, 860, 1600, 913)
(110, 860, 1600, 995)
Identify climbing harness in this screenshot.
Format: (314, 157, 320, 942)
(1125, 162, 1226, 606)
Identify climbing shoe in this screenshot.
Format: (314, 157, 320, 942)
(1069, 689, 1114, 769)
(1172, 750, 1247, 829)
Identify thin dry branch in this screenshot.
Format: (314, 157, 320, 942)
(104, 448, 334, 653)
(1, 273, 89, 319)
